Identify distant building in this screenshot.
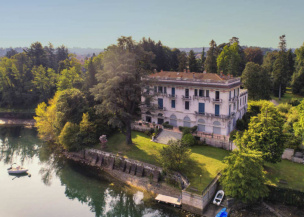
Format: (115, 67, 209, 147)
(141, 71, 248, 136)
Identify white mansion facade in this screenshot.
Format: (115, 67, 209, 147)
(141, 71, 248, 136)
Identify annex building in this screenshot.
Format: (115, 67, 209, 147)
(141, 71, 248, 136)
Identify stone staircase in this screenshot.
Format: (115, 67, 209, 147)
(155, 129, 182, 145)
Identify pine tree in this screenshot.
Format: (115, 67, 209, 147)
(188, 50, 198, 72)
(205, 40, 217, 73)
(178, 52, 187, 72)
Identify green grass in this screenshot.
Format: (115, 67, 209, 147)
(101, 131, 304, 193)
(265, 160, 304, 191)
(271, 87, 303, 104)
(98, 131, 229, 192)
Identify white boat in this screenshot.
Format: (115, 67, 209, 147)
(8, 166, 28, 174)
(213, 190, 225, 206)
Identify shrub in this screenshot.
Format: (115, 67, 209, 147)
(163, 122, 173, 129)
(179, 126, 197, 135)
(285, 133, 302, 150)
(277, 103, 292, 114)
(58, 122, 80, 151)
(288, 98, 301, 107)
(229, 129, 240, 142)
(236, 119, 246, 131)
(182, 133, 197, 146)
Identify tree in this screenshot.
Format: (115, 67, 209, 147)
(181, 133, 197, 146)
(25, 42, 48, 67)
(78, 113, 97, 147)
(205, 40, 217, 73)
(57, 67, 83, 91)
(291, 43, 304, 95)
(294, 100, 304, 146)
(171, 48, 181, 71)
(59, 122, 80, 151)
(244, 47, 263, 65)
(91, 36, 153, 144)
(188, 50, 198, 72)
(242, 62, 271, 100)
(262, 51, 279, 75)
(220, 146, 268, 203)
(273, 35, 289, 99)
(200, 47, 206, 72)
(177, 51, 187, 72)
(5, 48, 18, 58)
(236, 103, 285, 163)
(159, 140, 191, 172)
(286, 49, 295, 81)
(217, 42, 241, 76)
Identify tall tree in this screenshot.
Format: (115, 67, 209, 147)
(205, 40, 217, 73)
(188, 50, 198, 72)
(291, 43, 304, 95)
(200, 47, 206, 72)
(91, 36, 154, 144)
(236, 103, 285, 163)
(242, 62, 271, 100)
(286, 49, 295, 81)
(220, 146, 268, 203)
(5, 48, 18, 58)
(171, 48, 181, 71)
(244, 47, 263, 65)
(217, 42, 241, 76)
(273, 35, 289, 99)
(25, 42, 48, 67)
(178, 51, 187, 72)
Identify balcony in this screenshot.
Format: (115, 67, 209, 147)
(182, 95, 191, 100)
(212, 98, 222, 103)
(193, 95, 210, 101)
(168, 94, 176, 99)
(195, 111, 206, 116)
(157, 106, 166, 111)
(229, 96, 238, 102)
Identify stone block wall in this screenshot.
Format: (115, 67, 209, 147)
(282, 148, 295, 160)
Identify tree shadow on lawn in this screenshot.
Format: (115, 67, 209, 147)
(181, 157, 213, 192)
(190, 145, 230, 162)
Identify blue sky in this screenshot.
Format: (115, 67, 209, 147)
(0, 0, 303, 49)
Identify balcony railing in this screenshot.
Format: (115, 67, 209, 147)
(195, 111, 206, 116)
(182, 95, 191, 100)
(195, 111, 235, 120)
(193, 95, 210, 101)
(212, 98, 222, 103)
(168, 94, 176, 98)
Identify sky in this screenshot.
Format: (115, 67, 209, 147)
(0, 0, 303, 49)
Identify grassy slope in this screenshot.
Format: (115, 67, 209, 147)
(271, 87, 303, 104)
(99, 131, 304, 192)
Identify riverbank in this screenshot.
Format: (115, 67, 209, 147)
(0, 118, 35, 126)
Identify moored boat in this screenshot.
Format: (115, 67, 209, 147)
(8, 166, 28, 174)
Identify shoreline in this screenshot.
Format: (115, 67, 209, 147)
(0, 118, 35, 126)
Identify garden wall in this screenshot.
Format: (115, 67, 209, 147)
(181, 173, 220, 215)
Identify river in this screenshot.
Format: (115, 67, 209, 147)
(0, 126, 187, 217)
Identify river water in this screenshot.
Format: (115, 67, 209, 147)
(0, 126, 186, 217)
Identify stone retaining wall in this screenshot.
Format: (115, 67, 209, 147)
(181, 173, 221, 215)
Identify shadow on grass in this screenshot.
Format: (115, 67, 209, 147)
(190, 145, 230, 162)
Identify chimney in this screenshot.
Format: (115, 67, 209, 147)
(193, 72, 195, 79)
(184, 69, 187, 73)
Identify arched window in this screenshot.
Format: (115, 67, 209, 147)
(170, 114, 177, 127)
(198, 119, 205, 132)
(183, 116, 191, 127)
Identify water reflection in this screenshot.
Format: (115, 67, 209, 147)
(0, 126, 186, 217)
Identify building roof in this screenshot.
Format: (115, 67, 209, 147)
(148, 71, 233, 81)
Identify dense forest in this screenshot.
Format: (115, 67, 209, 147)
(1, 36, 304, 150)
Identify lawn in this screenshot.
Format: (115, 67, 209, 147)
(271, 87, 303, 104)
(265, 160, 304, 192)
(99, 131, 229, 192)
(101, 131, 304, 193)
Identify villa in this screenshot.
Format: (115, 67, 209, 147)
(141, 70, 248, 136)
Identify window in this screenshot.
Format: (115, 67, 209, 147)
(164, 87, 167, 94)
(158, 98, 163, 109)
(215, 91, 220, 100)
(229, 105, 231, 115)
(171, 100, 175, 108)
(229, 91, 231, 99)
(215, 104, 220, 116)
(238, 88, 240, 96)
(183, 116, 191, 127)
(185, 89, 189, 98)
(234, 89, 236, 97)
(194, 89, 198, 96)
(185, 101, 189, 110)
(245, 96, 247, 103)
(158, 86, 163, 93)
(199, 89, 204, 97)
(206, 90, 209, 97)
(171, 87, 175, 96)
(154, 86, 157, 93)
(198, 103, 205, 114)
(233, 103, 236, 110)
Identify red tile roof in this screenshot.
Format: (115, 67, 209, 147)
(148, 71, 232, 81)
